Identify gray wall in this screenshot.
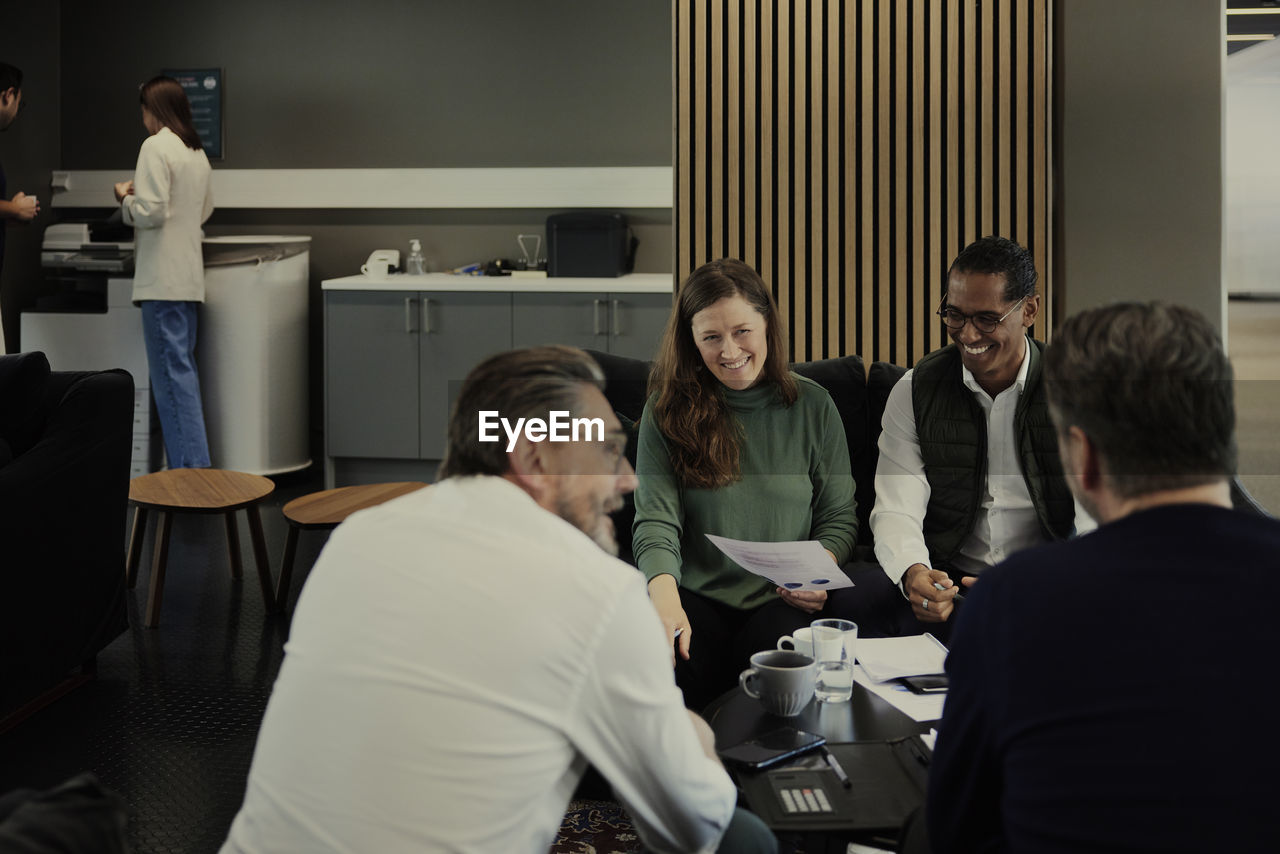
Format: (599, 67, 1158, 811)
(53, 0, 675, 288)
(1056, 0, 1224, 334)
(4, 0, 674, 455)
(59, 0, 672, 169)
(0, 6, 61, 351)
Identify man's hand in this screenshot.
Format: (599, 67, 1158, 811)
(113, 180, 134, 203)
(902, 563, 959, 623)
(10, 191, 38, 221)
(647, 574, 692, 666)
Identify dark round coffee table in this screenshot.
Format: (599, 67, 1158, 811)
(703, 680, 934, 750)
(704, 683, 938, 848)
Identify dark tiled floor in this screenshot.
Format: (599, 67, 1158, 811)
(0, 468, 328, 854)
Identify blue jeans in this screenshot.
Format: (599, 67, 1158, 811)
(141, 300, 211, 468)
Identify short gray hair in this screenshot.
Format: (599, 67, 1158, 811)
(1044, 302, 1236, 499)
(439, 346, 606, 479)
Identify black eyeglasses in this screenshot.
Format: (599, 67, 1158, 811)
(936, 296, 1026, 334)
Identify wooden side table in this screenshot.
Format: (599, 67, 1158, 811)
(276, 482, 429, 608)
(126, 468, 277, 628)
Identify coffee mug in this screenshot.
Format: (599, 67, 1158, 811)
(361, 259, 390, 277)
(739, 650, 816, 717)
(776, 627, 815, 658)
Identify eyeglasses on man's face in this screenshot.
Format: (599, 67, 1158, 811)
(936, 296, 1026, 335)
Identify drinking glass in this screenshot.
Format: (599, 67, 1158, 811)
(810, 618, 857, 703)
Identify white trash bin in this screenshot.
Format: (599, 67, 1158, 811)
(198, 235, 311, 475)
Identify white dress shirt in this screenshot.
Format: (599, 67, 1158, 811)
(221, 476, 736, 854)
(871, 340, 1094, 586)
(122, 126, 214, 303)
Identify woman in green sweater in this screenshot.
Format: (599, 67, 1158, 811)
(634, 258, 858, 710)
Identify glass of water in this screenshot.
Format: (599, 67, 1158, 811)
(810, 618, 857, 703)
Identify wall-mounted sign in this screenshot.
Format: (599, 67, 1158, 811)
(162, 68, 223, 160)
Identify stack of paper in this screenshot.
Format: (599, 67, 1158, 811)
(854, 634, 948, 682)
(850, 634, 950, 723)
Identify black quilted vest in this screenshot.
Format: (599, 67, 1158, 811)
(910, 338, 1076, 566)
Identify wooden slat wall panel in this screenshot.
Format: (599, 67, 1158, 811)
(674, 0, 1053, 364)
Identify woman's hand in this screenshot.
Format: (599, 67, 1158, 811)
(113, 180, 134, 202)
(776, 548, 837, 613)
(777, 588, 827, 613)
(647, 574, 692, 666)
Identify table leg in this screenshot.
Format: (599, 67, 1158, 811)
(145, 511, 173, 629)
(225, 512, 243, 580)
(245, 504, 277, 613)
(126, 506, 149, 588)
(276, 525, 300, 613)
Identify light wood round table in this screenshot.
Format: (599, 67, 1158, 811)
(275, 482, 429, 607)
(126, 468, 276, 628)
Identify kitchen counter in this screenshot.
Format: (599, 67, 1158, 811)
(322, 272, 673, 294)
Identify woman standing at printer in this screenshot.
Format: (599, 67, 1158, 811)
(114, 76, 214, 468)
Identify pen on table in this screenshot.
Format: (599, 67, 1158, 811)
(933, 581, 966, 603)
(823, 749, 852, 789)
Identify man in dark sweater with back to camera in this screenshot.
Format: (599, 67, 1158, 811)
(928, 301, 1280, 852)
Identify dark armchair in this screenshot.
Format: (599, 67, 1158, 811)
(0, 352, 132, 724)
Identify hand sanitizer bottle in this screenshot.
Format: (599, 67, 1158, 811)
(405, 239, 426, 275)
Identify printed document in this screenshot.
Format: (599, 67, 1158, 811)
(705, 534, 854, 592)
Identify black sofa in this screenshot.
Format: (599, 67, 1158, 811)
(586, 349, 1274, 566)
(0, 352, 133, 723)
(586, 349, 907, 564)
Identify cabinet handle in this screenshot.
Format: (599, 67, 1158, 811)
(422, 298, 435, 334)
(611, 299, 622, 337)
(593, 299, 605, 336)
(404, 297, 418, 333)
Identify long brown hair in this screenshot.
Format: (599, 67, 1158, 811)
(650, 258, 796, 489)
(139, 76, 203, 151)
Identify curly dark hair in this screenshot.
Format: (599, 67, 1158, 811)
(947, 235, 1037, 302)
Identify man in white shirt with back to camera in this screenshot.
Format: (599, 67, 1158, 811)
(220, 345, 776, 854)
(868, 236, 1093, 640)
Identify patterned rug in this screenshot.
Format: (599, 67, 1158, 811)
(549, 799, 642, 854)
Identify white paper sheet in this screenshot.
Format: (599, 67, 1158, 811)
(704, 534, 854, 591)
(852, 665, 946, 723)
(854, 634, 949, 682)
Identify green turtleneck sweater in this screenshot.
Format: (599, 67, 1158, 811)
(632, 374, 858, 611)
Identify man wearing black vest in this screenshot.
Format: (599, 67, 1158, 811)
(868, 236, 1090, 639)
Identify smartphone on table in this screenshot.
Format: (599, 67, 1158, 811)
(896, 674, 949, 694)
(717, 726, 827, 771)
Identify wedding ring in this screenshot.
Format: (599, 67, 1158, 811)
(922, 598, 929, 610)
